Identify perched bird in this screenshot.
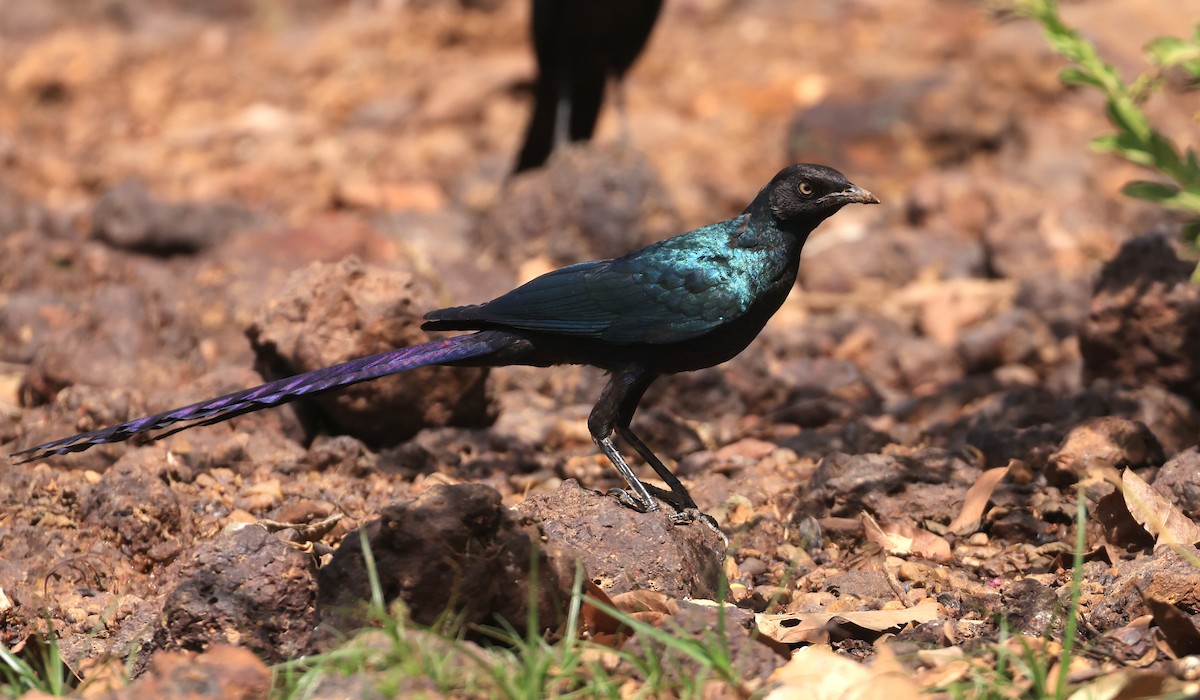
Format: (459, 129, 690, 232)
(12, 164, 878, 520)
(513, 0, 663, 174)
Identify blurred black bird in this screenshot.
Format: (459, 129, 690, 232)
(513, 0, 663, 173)
(13, 164, 878, 523)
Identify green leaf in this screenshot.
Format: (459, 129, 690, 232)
(1186, 150, 1200, 181)
(1122, 180, 1181, 202)
(1106, 98, 1153, 141)
(1089, 133, 1156, 167)
(1146, 133, 1187, 181)
(1181, 219, 1200, 244)
(1147, 37, 1195, 66)
(1059, 66, 1103, 88)
(1122, 181, 1200, 212)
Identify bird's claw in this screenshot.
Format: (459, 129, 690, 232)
(606, 487, 659, 513)
(667, 508, 728, 549)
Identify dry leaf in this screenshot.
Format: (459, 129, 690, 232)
(948, 465, 1010, 535)
(766, 645, 922, 700)
(1065, 669, 1190, 700)
(1142, 591, 1200, 658)
(1121, 469, 1200, 547)
(912, 647, 971, 689)
(1096, 490, 1156, 551)
(757, 599, 942, 644)
(578, 580, 624, 642)
(862, 513, 952, 562)
(610, 589, 679, 615)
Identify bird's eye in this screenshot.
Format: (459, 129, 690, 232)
(798, 182, 813, 196)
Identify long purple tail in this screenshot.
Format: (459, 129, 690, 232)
(11, 331, 515, 463)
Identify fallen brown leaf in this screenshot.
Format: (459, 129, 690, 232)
(1064, 668, 1196, 700)
(578, 579, 624, 641)
(947, 464, 1010, 535)
(765, 645, 922, 700)
(862, 512, 952, 562)
(610, 589, 679, 616)
(1141, 590, 1200, 658)
(756, 599, 942, 644)
(1096, 490, 1156, 552)
(1121, 469, 1200, 547)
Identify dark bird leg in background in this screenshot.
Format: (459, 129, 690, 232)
(513, 0, 663, 174)
(13, 164, 879, 529)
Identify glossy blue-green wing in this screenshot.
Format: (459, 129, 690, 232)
(424, 252, 747, 345)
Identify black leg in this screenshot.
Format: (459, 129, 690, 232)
(588, 366, 659, 513)
(612, 375, 724, 541)
(615, 425, 698, 512)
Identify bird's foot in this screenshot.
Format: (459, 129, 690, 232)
(606, 487, 660, 513)
(667, 508, 728, 549)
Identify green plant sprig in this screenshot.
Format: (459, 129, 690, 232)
(1020, 0, 1200, 281)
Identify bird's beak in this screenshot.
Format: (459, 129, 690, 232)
(840, 184, 879, 205)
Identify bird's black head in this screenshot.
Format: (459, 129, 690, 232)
(748, 164, 878, 229)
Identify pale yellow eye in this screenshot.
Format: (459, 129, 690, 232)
(798, 182, 813, 196)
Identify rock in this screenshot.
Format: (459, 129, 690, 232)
(1153, 448, 1200, 520)
(474, 142, 680, 270)
(621, 601, 788, 684)
(823, 570, 896, 608)
(107, 645, 271, 700)
(807, 449, 980, 525)
(246, 257, 495, 448)
(92, 180, 251, 255)
(1089, 546, 1200, 631)
(788, 21, 1057, 177)
(1002, 578, 1062, 637)
(799, 225, 985, 293)
(957, 308, 1057, 374)
(1014, 274, 1092, 338)
(318, 483, 573, 635)
(81, 452, 187, 571)
(22, 280, 180, 403)
(514, 480, 726, 599)
(1046, 416, 1164, 486)
(1080, 235, 1200, 407)
(0, 179, 41, 236)
(150, 525, 318, 663)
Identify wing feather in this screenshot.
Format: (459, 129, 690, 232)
(424, 224, 753, 344)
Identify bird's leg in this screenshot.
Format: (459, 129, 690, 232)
(615, 423, 723, 538)
(588, 366, 661, 513)
(614, 426, 697, 512)
(612, 377, 725, 542)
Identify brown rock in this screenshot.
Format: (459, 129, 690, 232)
(621, 601, 788, 685)
(246, 256, 495, 447)
(1046, 416, 1164, 486)
(1080, 235, 1200, 407)
(92, 180, 250, 255)
(957, 308, 1056, 374)
(1002, 578, 1062, 637)
(317, 483, 573, 636)
(515, 479, 726, 598)
(81, 452, 188, 571)
(150, 525, 318, 663)
(808, 448, 981, 527)
(475, 142, 680, 270)
(1089, 546, 1200, 631)
(101, 645, 270, 700)
(1154, 448, 1200, 520)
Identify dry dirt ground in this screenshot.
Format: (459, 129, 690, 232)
(3, 0, 1200, 697)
